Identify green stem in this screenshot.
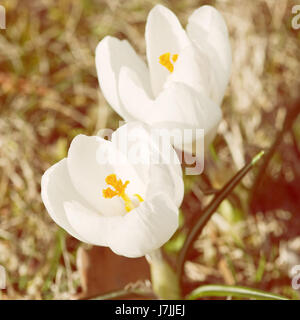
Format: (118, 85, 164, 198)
(177, 151, 265, 285)
(146, 249, 180, 300)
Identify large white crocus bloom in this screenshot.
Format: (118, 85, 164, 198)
(96, 5, 231, 152)
(41, 123, 184, 258)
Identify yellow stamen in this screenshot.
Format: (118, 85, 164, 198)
(102, 174, 143, 213)
(134, 194, 144, 203)
(172, 54, 178, 62)
(159, 52, 178, 73)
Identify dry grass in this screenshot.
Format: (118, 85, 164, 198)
(0, 0, 299, 299)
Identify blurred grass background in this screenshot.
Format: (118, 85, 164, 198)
(0, 0, 300, 299)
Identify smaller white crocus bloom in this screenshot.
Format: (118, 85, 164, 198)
(96, 5, 232, 153)
(41, 123, 184, 258)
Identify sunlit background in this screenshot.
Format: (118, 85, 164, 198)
(0, 0, 299, 299)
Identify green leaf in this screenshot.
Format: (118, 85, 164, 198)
(254, 254, 266, 283)
(186, 284, 288, 300)
(209, 143, 219, 162)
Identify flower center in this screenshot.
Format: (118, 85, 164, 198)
(159, 52, 178, 73)
(102, 174, 144, 213)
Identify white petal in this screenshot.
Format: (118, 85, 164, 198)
(186, 6, 232, 103)
(41, 159, 92, 243)
(65, 200, 109, 246)
(107, 193, 179, 258)
(95, 36, 152, 120)
(166, 45, 211, 97)
(154, 83, 222, 134)
(111, 122, 184, 207)
(187, 5, 231, 76)
(118, 66, 152, 120)
(67, 134, 126, 216)
(146, 163, 184, 208)
(116, 41, 223, 109)
(119, 76, 221, 149)
(67, 134, 147, 216)
(145, 5, 190, 96)
(147, 83, 222, 152)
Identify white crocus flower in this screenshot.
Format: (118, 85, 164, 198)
(41, 123, 184, 258)
(96, 5, 232, 152)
